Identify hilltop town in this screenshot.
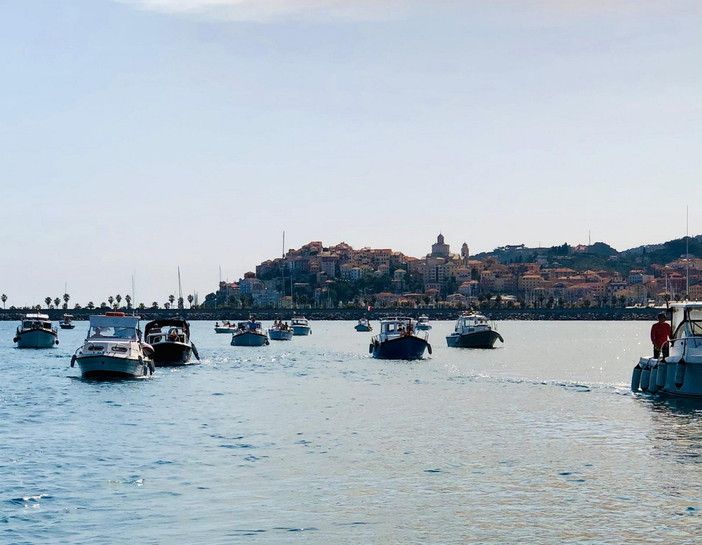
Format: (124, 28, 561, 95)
(204, 234, 702, 310)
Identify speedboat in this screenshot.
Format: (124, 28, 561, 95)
(144, 318, 199, 366)
(214, 320, 237, 334)
(632, 302, 702, 397)
(59, 314, 76, 329)
(71, 312, 154, 379)
(14, 313, 59, 348)
(355, 317, 373, 332)
(231, 320, 269, 346)
(268, 320, 293, 341)
(369, 317, 431, 360)
(290, 315, 312, 336)
(415, 315, 432, 331)
(446, 312, 504, 348)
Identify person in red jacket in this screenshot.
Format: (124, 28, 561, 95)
(651, 312, 672, 359)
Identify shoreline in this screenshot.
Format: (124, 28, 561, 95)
(0, 307, 663, 322)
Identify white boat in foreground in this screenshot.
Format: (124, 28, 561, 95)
(632, 302, 702, 398)
(14, 313, 59, 348)
(71, 312, 154, 379)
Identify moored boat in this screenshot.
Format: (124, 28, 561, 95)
(290, 315, 311, 336)
(144, 318, 199, 366)
(214, 320, 237, 334)
(71, 312, 154, 379)
(369, 317, 431, 360)
(446, 312, 503, 348)
(59, 314, 76, 329)
(355, 317, 373, 332)
(14, 313, 59, 348)
(415, 315, 432, 331)
(268, 319, 293, 341)
(231, 319, 270, 346)
(632, 302, 702, 397)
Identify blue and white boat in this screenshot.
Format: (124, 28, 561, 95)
(231, 320, 269, 346)
(632, 302, 702, 397)
(354, 317, 373, 332)
(14, 313, 59, 348)
(290, 315, 311, 336)
(415, 315, 432, 331)
(268, 320, 293, 341)
(71, 312, 154, 379)
(369, 317, 431, 360)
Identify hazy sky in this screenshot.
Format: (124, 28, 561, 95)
(2, 0, 700, 308)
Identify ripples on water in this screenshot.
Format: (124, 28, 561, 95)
(2, 320, 702, 544)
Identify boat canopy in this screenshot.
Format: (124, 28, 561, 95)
(88, 314, 140, 340)
(144, 318, 189, 335)
(669, 303, 702, 339)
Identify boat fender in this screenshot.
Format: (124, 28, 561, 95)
(149, 360, 155, 375)
(631, 362, 643, 392)
(648, 363, 659, 394)
(369, 343, 374, 354)
(139, 356, 146, 376)
(675, 359, 686, 389)
(655, 360, 668, 389)
(265, 339, 270, 346)
(640, 361, 651, 393)
(427, 344, 432, 355)
(70, 354, 76, 368)
(497, 333, 504, 343)
(192, 343, 200, 360)
(12, 337, 18, 343)
(55, 339, 59, 345)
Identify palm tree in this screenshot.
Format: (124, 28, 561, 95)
(177, 296, 184, 309)
(168, 294, 175, 307)
(63, 292, 70, 310)
(125, 294, 132, 310)
(87, 301, 95, 310)
(108, 296, 114, 307)
(115, 294, 122, 308)
(53, 297, 61, 309)
(1, 294, 6, 309)
(187, 294, 194, 308)
(45, 296, 52, 309)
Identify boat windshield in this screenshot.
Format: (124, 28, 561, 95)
(23, 320, 51, 329)
(671, 306, 702, 339)
(89, 325, 138, 340)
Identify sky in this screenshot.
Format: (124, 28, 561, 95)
(1, 0, 701, 308)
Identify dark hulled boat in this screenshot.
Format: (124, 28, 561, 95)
(144, 318, 199, 366)
(370, 317, 431, 360)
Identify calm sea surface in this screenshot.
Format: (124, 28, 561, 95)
(2, 319, 702, 544)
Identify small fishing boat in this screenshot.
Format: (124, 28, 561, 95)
(59, 314, 76, 329)
(144, 318, 199, 366)
(268, 320, 293, 341)
(354, 317, 373, 332)
(290, 315, 312, 336)
(14, 313, 59, 348)
(632, 302, 702, 397)
(369, 317, 431, 360)
(214, 320, 237, 334)
(71, 312, 154, 379)
(415, 315, 432, 331)
(231, 319, 270, 346)
(446, 312, 503, 348)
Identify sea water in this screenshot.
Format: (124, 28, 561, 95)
(2, 319, 702, 544)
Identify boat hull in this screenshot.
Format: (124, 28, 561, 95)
(633, 357, 702, 398)
(292, 326, 311, 336)
(355, 325, 372, 332)
(15, 329, 58, 349)
(371, 336, 429, 360)
(231, 332, 269, 346)
(446, 330, 502, 348)
(59, 324, 75, 330)
(269, 329, 293, 341)
(75, 354, 152, 379)
(151, 342, 193, 366)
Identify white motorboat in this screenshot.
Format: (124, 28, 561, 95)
(446, 312, 503, 348)
(369, 317, 431, 360)
(415, 315, 432, 331)
(632, 302, 702, 397)
(14, 313, 59, 348)
(290, 315, 312, 336)
(214, 320, 237, 334)
(71, 312, 154, 379)
(268, 320, 293, 341)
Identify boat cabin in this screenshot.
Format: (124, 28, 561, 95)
(88, 314, 140, 341)
(21, 314, 53, 331)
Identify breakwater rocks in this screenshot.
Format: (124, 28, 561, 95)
(0, 307, 662, 321)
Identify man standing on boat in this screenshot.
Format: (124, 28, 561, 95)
(651, 312, 672, 359)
